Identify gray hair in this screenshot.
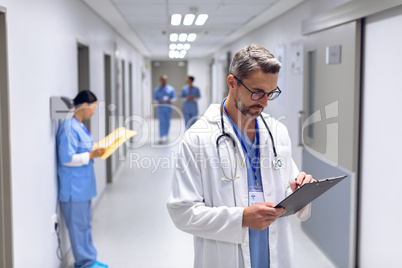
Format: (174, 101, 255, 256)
(229, 44, 281, 80)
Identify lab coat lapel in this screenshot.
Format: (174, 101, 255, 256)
(257, 113, 272, 147)
(205, 104, 249, 209)
(221, 115, 248, 209)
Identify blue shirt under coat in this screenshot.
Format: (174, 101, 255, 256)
(57, 118, 97, 202)
(180, 85, 200, 114)
(225, 115, 270, 268)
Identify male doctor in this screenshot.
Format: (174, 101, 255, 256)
(167, 44, 315, 268)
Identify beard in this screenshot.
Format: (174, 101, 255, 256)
(233, 97, 264, 119)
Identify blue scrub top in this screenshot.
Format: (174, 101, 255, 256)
(225, 115, 270, 268)
(154, 84, 176, 112)
(180, 85, 200, 114)
(57, 118, 97, 202)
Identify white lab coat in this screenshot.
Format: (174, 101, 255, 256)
(167, 104, 311, 268)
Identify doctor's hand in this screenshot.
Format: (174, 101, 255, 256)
(89, 148, 106, 159)
(290, 172, 315, 192)
(242, 202, 286, 231)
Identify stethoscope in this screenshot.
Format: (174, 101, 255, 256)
(216, 98, 284, 182)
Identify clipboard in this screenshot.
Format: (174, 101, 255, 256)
(93, 127, 137, 159)
(275, 175, 348, 217)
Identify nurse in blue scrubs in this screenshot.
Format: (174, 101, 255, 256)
(153, 75, 176, 143)
(180, 75, 201, 129)
(57, 90, 108, 268)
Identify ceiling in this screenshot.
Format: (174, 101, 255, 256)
(83, 0, 304, 59)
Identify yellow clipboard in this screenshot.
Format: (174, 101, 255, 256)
(93, 127, 137, 159)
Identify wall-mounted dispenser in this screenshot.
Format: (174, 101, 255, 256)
(50, 96, 73, 120)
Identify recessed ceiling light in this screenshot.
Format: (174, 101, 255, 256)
(169, 44, 177, 50)
(171, 14, 182, 26)
(179, 33, 188, 42)
(177, 44, 184, 50)
(183, 14, 195, 26)
(169, 50, 181, 59)
(195, 14, 208, 26)
(183, 44, 191, 50)
(170, 33, 178, 42)
(187, 33, 197, 42)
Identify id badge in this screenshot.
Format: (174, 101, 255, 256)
(249, 186, 265, 205)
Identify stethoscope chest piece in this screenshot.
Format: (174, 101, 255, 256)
(273, 157, 284, 170)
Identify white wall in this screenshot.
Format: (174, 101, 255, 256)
(211, 52, 230, 105)
(0, 0, 147, 266)
(187, 59, 210, 115)
(359, 6, 402, 267)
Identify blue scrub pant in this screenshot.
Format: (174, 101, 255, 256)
(157, 106, 172, 138)
(184, 112, 197, 130)
(182, 101, 198, 130)
(61, 200, 97, 268)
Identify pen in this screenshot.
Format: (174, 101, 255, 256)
(295, 178, 300, 189)
(295, 178, 317, 189)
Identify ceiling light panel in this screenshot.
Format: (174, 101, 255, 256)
(187, 33, 197, 42)
(183, 14, 195, 25)
(195, 14, 208, 25)
(179, 33, 188, 42)
(170, 33, 178, 42)
(171, 14, 182, 25)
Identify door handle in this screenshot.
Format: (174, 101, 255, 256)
(298, 111, 304, 147)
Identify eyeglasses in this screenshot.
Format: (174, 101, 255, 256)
(233, 75, 281, 101)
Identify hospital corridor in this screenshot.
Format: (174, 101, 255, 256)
(1, 0, 402, 268)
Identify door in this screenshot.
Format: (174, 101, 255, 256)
(77, 43, 91, 129)
(121, 60, 126, 157)
(301, 20, 361, 267)
(104, 54, 113, 183)
(0, 7, 13, 268)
